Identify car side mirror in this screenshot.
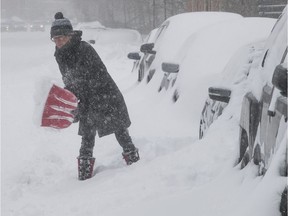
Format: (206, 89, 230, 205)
(208, 87, 231, 103)
(140, 43, 156, 54)
(88, 39, 95, 44)
(162, 62, 179, 73)
(127, 52, 141, 60)
(272, 63, 287, 97)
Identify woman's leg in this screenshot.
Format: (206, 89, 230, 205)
(114, 128, 135, 151)
(78, 123, 97, 180)
(79, 133, 95, 157)
(115, 128, 140, 164)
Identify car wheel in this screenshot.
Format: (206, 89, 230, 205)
(280, 187, 287, 216)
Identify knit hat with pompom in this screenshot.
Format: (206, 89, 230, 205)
(50, 12, 73, 38)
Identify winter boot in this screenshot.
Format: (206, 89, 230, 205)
(122, 148, 140, 165)
(77, 156, 95, 180)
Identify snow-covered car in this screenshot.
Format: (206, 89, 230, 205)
(237, 9, 287, 215)
(76, 21, 142, 45)
(237, 8, 287, 174)
(158, 16, 275, 117)
(128, 12, 243, 84)
(244, 9, 287, 216)
(76, 20, 106, 30)
(204, 7, 287, 215)
(198, 39, 271, 139)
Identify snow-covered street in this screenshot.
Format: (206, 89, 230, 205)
(2, 29, 285, 216)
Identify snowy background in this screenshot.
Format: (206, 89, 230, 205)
(1, 18, 286, 216)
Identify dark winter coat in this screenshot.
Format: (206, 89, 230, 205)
(54, 31, 131, 137)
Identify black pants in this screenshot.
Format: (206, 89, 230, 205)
(79, 128, 135, 157)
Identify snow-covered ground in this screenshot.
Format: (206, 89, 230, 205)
(1, 26, 285, 216)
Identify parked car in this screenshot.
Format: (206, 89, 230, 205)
(29, 21, 45, 32)
(237, 9, 287, 174)
(160, 16, 275, 112)
(199, 6, 287, 216)
(198, 41, 268, 139)
(128, 12, 243, 84)
(76, 21, 142, 45)
(241, 56, 287, 216)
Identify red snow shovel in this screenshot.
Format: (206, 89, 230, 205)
(41, 84, 78, 129)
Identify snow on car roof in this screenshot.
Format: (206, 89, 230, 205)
(76, 21, 106, 30)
